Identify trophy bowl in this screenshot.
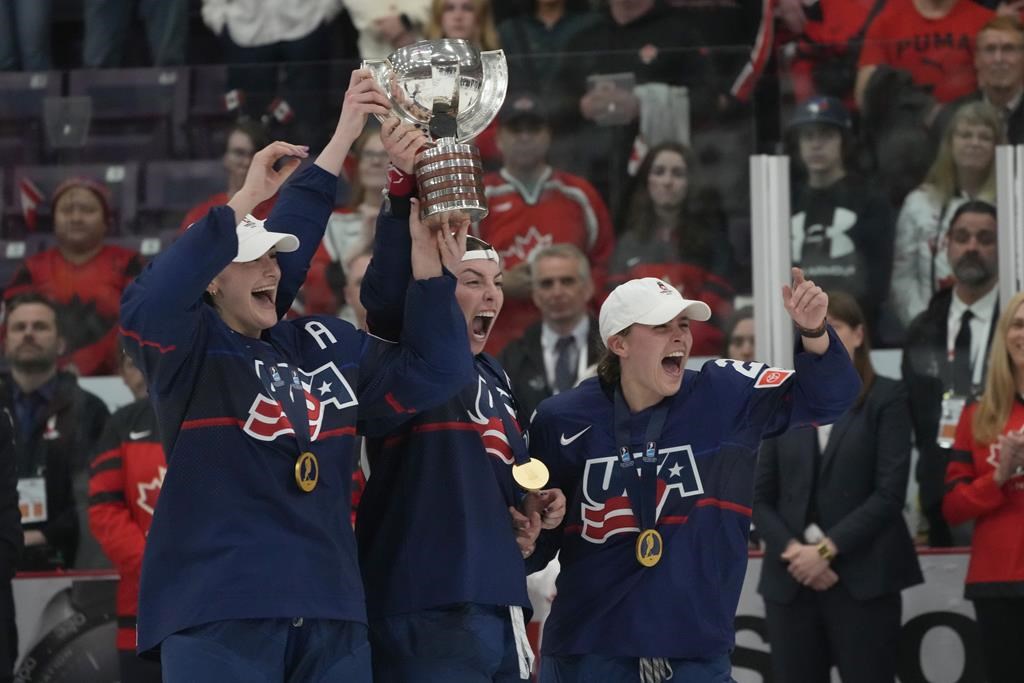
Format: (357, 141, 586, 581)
(364, 40, 508, 225)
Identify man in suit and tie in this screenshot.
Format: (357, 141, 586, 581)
(902, 200, 1000, 547)
(935, 15, 1024, 144)
(500, 244, 603, 421)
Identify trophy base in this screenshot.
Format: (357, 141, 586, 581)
(415, 140, 488, 225)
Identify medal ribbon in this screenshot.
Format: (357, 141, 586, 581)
(250, 343, 314, 454)
(613, 388, 670, 533)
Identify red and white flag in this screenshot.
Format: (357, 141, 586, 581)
(18, 177, 44, 232)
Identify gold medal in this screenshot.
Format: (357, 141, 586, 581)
(294, 451, 319, 493)
(512, 459, 549, 491)
(635, 529, 663, 567)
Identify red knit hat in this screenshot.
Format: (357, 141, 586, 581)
(51, 177, 113, 225)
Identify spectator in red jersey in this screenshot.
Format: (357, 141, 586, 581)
(855, 0, 995, 108)
(88, 347, 165, 683)
(779, 0, 884, 105)
(4, 178, 144, 377)
(610, 141, 733, 356)
(179, 121, 276, 232)
(943, 291, 1024, 683)
(475, 92, 614, 355)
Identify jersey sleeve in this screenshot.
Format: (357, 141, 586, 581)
(119, 206, 237, 396)
(355, 271, 474, 436)
(269, 165, 340, 318)
(361, 202, 414, 341)
(942, 407, 1006, 525)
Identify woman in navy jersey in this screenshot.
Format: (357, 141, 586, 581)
(355, 116, 567, 682)
(526, 269, 859, 683)
(119, 71, 475, 683)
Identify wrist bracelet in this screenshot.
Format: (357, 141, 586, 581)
(796, 319, 827, 338)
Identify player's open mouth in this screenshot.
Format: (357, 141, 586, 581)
(661, 352, 684, 377)
(472, 311, 496, 341)
(252, 285, 276, 307)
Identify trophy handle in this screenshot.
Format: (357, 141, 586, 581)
(455, 49, 507, 143)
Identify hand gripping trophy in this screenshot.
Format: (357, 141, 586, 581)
(364, 39, 507, 228)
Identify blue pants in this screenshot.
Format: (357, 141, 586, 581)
(540, 653, 736, 683)
(160, 618, 371, 683)
(0, 0, 51, 71)
(83, 0, 187, 67)
(370, 604, 525, 682)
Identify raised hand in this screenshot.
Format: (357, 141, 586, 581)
(437, 216, 469, 273)
(334, 69, 393, 145)
(228, 141, 308, 220)
(381, 116, 429, 174)
(781, 267, 828, 332)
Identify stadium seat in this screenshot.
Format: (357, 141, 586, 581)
(67, 67, 190, 161)
(0, 233, 55, 289)
(6, 163, 140, 236)
(0, 71, 63, 164)
(188, 64, 235, 157)
(139, 159, 224, 232)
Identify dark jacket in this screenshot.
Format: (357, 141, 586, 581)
(0, 406, 18, 678)
(754, 377, 923, 603)
(901, 288, 998, 541)
(499, 317, 604, 421)
(0, 370, 108, 570)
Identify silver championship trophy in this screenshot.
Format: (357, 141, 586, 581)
(364, 40, 507, 227)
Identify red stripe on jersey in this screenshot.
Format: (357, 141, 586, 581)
(385, 392, 416, 414)
(119, 327, 177, 354)
(412, 422, 481, 434)
(181, 417, 245, 430)
(695, 497, 752, 517)
(319, 426, 357, 438)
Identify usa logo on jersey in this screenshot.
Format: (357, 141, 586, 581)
(580, 445, 703, 543)
(243, 360, 358, 442)
(465, 374, 521, 465)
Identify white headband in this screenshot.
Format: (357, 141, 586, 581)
(462, 247, 500, 263)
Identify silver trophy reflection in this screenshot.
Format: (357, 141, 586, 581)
(364, 39, 507, 227)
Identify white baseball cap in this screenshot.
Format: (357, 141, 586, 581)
(599, 278, 712, 345)
(233, 214, 300, 263)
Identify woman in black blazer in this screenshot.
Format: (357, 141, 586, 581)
(753, 291, 923, 683)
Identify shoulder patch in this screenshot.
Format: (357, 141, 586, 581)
(754, 368, 794, 389)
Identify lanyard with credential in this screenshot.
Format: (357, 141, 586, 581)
(614, 387, 670, 567)
(250, 343, 320, 493)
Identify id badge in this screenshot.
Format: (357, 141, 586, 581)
(937, 396, 967, 449)
(17, 477, 48, 524)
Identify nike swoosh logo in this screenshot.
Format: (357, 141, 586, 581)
(129, 430, 152, 440)
(560, 426, 591, 446)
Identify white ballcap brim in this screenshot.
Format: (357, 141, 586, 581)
(233, 230, 300, 263)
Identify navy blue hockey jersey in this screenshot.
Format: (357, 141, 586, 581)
(119, 166, 473, 654)
(356, 201, 533, 618)
(527, 334, 859, 659)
